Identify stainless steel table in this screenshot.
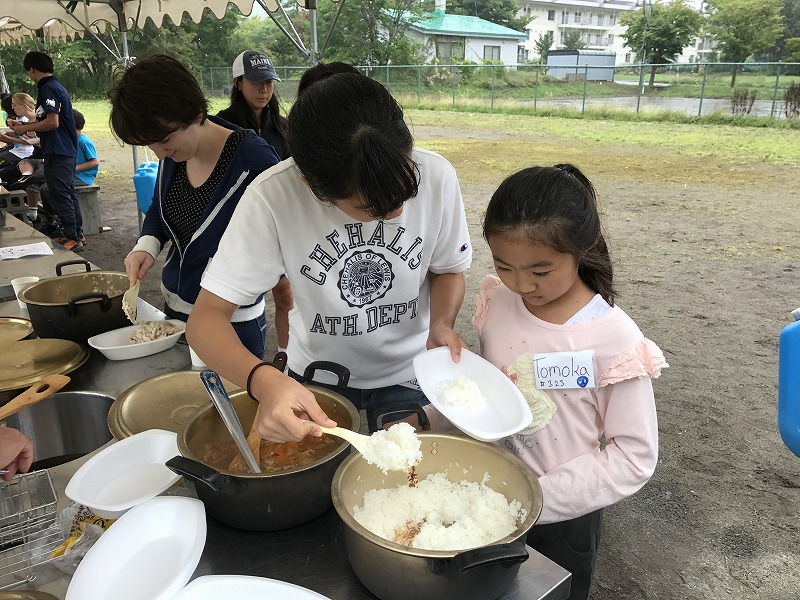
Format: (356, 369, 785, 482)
(0, 300, 571, 600)
(0, 211, 99, 302)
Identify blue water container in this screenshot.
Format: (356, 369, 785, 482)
(133, 161, 158, 214)
(778, 307, 800, 458)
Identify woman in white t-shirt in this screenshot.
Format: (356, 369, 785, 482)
(186, 72, 473, 441)
(0, 93, 38, 168)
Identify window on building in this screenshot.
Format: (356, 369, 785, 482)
(518, 45, 529, 63)
(597, 13, 604, 26)
(548, 9, 555, 21)
(607, 33, 614, 44)
(561, 10, 569, 24)
(435, 36, 465, 61)
(560, 30, 566, 43)
(609, 13, 616, 25)
(625, 52, 631, 63)
(484, 45, 501, 61)
(573, 11, 582, 23)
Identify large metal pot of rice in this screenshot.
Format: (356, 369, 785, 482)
(18, 260, 130, 342)
(331, 432, 543, 600)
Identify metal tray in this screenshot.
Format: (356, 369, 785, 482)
(0, 319, 33, 346)
(107, 370, 237, 440)
(0, 340, 89, 394)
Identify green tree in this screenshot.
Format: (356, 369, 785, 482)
(534, 31, 554, 63)
(768, 0, 800, 74)
(562, 30, 585, 50)
(705, 0, 783, 86)
(445, 0, 528, 31)
(312, 0, 425, 66)
(785, 37, 800, 64)
(620, 0, 704, 87)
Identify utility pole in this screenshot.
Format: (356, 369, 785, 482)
(636, 0, 652, 110)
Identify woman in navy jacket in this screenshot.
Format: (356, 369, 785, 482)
(109, 54, 280, 358)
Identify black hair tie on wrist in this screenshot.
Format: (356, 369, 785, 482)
(246, 361, 272, 400)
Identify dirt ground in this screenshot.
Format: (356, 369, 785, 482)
(75, 117, 799, 600)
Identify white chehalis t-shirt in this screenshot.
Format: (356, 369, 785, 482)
(202, 148, 472, 388)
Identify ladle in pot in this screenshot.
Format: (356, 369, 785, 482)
(0, 374, 71, 421)
(200, 369, 261, 474)
(228, 352, 288, 473)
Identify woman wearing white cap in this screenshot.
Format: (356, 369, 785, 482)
(217, 50, 288, 160)
(217, 50, 293, 353)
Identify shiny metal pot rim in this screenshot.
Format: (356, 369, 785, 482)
(331, 431, 543, 559)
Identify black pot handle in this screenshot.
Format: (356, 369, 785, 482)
(445, 541, 529, 574)
(302, 361, 351, 389)
(370, 403, 431, 431)
(56, 259, 92, 276)
(66, 292, 111, 315)
(165, 455, 246, 496)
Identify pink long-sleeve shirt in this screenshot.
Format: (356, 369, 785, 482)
(472, 275, 667, 524)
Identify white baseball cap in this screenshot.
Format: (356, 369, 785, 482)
(231, 50, 281, 83)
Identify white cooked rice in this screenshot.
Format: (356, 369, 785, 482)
(438, 376, 487, 410)
(353, 471, 526, 551)
(129, 320, 179, 344)
(360, 422, 422, 474)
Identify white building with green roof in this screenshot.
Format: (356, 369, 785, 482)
(404, 8, 527, 65)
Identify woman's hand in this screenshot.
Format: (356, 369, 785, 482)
(0, 427, 33, 481)
(249, 369, 337, 443)
(427, 322, 470, 363)
(124, 250, 155, 288)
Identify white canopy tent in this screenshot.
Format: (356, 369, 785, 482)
(0, 0, 335, 227)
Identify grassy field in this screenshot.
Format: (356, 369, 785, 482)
(78, 99, 800, 167)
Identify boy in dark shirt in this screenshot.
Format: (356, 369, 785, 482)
(11, 51, 82, 252)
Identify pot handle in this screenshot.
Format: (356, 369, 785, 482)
(165, 455, 246, 496)
(369, 403, 431, 432)
(56, 259, 92, 276)
(66, 292, 111, 315)
(302, 361, 351, 389)
(445, 541, 529, 574)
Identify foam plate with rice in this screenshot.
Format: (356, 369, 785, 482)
(413, 347, 533, 441)
(87, 319, 185, 360)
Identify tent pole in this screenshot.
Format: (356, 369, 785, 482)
(309, 1, 318, 66)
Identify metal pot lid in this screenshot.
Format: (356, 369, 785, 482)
(0, 339, 89, 393)
(0, 317, 33, 345)
(108, 371, 239, 440)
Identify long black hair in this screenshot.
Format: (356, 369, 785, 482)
(483, 164, 616, 305)
(223, 79, 287, 157)
(287, 72, 419, 219)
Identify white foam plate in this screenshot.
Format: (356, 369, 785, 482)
(413, 347, 533, 441)
(66, 496, 207, 600)
(65, 429, 182, 519)
(87, 319, 185, 360)
(172, 575, 331, 599)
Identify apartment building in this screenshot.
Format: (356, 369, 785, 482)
(517, 0, 641, 65)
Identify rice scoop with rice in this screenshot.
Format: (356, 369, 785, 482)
(359, 423, 422, 474)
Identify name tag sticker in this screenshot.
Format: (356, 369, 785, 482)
(533, 351, 596, 390)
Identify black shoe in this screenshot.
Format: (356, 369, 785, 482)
(15, 174, 31, 185)
(40, 223, 62, 237)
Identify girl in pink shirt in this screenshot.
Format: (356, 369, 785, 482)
(472, 164, 667, 600)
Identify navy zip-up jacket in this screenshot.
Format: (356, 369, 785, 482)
(134, 116, 280, 320)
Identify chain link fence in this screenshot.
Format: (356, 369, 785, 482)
(197, 62, 800, 121)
